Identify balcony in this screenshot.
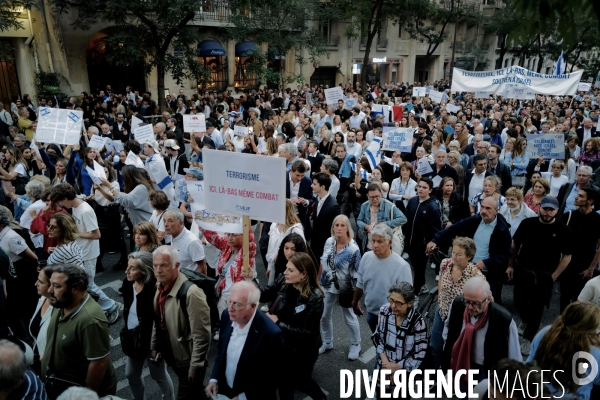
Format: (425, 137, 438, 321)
(196, 0, 233, 23)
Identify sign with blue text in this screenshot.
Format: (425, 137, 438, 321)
(526, 134, 565, 159)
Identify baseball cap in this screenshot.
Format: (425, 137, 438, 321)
(146, 139, 160, 153)
(183, 167, 204, 180)
(540, 196, 559, 210)
(164, 139, 180, 150)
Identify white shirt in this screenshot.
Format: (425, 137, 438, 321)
(127, 286, 139, 330)
(150, 210, 172, 244)
(171, 227, 205, 272)
(20, 199, 46, 248)
(346, 142, 362, 160)
(0, 227, 28, 262)
(72, 201, 100, 261)
(209, 310, 258, 400)
(468, 170, 486, 203)
(583, 127, 593, 141)
(316, 193, 329, 216)
(289, 174, 301, 213)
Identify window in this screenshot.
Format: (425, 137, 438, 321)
(320, 20, 331, 39)
(504, 58, 509, 68)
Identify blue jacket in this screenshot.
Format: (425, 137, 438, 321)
(357, 198, 407, 251)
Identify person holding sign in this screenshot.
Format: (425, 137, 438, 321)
(143, 140, 177, 209)
(66, 144, 98, 196)
(112, 165, 154, 226)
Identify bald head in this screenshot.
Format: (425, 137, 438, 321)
(474, 125, 484, 135)
(155, 122, 166, 133)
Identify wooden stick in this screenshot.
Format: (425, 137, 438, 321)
(242, 215, 250, 278)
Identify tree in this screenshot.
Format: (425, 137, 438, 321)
(49, 0, 210, 110)
(0, 1, 38, 60)
(482, 0, 527, 69)
(226, 0, 337, 88)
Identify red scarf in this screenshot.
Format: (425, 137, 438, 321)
(450, 305, 489, 379)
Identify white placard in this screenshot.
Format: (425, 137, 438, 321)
(432, 175, 443, 188)
(88, 135, 108, 151)
(451, 66, 583, 96)
(202, 149, 286, 223)
(86, 166, 103, 185)
(105, 139, 124, 154)
(526, 134, 565, 159)
(413, 87, 426, 97)
(416, 157, 433, 175)
(428, 90, 444, 104)
(133, 123, 154, 144)
(187, 181, 243, 234)
(125, 151, 139, 166)
(233, 126, 249, 137)
(29, 141, 40, 156)
(183, 114, 207, 133)
(324, 86, 344, 105)
(425, 86, 434, 94)
(131, 115, 144, 130)
(446, 104, 460, 114)
(36, 108, 84, 145)
(578, 82, 592, 92)
(474, 91, 492, 99)
(93, 160, 106, 179)
(175, 179, 187, 202)
(382, 127, 412, 152)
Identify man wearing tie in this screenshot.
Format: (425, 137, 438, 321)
(206, 281, 284, 400)
(310, 173, 341, 261)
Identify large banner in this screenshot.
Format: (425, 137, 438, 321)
(36, 108, 84, 145)
(202, 150, 286, 224)
(526, 134, 565, 159)
(451, 66, 583, 96)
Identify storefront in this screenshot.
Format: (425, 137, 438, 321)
(197, 39, 228, 90)
(234, 40, 258, 90)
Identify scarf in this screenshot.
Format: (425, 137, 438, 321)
(450, 304, 490, 378)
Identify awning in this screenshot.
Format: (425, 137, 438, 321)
(235, 41, 258, 57)
(197, 40, 226, 56)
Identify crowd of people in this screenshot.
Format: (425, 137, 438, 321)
(1, 80, 600, 400)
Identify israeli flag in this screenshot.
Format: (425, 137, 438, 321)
(350, 162, 369, 181)
(553, 51, 565, 75)
(364, 137, 382, 171)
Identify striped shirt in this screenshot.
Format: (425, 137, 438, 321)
(47, 241, 84, 267)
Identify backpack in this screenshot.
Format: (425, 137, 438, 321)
(176, 268, 220, 331)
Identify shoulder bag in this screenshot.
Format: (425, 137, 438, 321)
(328, 241, 354, 308)
(44, 311, 83, 400)
(389, 204, 404, 255)
(120, 306, 145, 358)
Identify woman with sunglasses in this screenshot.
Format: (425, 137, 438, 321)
(45, 213, 84, 268)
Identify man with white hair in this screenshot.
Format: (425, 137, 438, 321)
(151, 245, 211, 400)
(278, 142, 299, 171)
(0, 339, 46, 399)
(352, 224, 412, 336)
(163, 209, 206, 274)
(206, 281, 284, 400)
(576, 117, 598, 144)
(441, 277, 521, 375)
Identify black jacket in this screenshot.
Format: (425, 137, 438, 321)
(307, 152, 324, 177)
(164, 153, 190, 177)
(260, 275, 324, 352)
(432, 213, 512, 275)
(121, 278, 157, 354)
(402, 196, 442, 247)
(487, 160, 512, 195)
(111, 121, 131, 142)
(435, 192, 470, 224)
(309, 194, 341, 261)
(556, 180, 600, 218)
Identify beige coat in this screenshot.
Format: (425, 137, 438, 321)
(151, 272, 211, 369)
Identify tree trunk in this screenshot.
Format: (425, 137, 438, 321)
(157, 63, 166, 112)
(496, 34, 507, 69)
(360, 0, 384, 92)
(536, 55, 544, 73)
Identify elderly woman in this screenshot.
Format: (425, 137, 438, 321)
(121, 252, 174, 400)
(523, 177, 550, 213)
(357, 183, 406, 253)
(499, 187, 537, 237)
(260, 252, 326, 400)
(372, 282, 428, 384)
(533, 158, 569, 196)
(319, 215, 362, 360)
(18, 180, 46, 253)
(579, 137, 600, 167)
(388, 162, 417, 211)
(469, 175, 506, 215)
(430, 237, 484, 368)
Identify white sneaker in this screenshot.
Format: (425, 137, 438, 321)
(521, 339, 531, 356)
(318, 342, 333, 354)
(348, 344, 361, 360)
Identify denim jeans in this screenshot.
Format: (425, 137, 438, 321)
(125, 353, 174, 400)
(430, 308, 445, 369)
(320, 291, 361, 345)
(82, 258, 116, 313)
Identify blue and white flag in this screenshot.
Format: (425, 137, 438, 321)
(350, 162, 369, 181)
(553, 51, 565, 75)
(364, 137, 382, 171)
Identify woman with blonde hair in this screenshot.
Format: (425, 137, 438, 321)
(0, 146, 29, 194)
(266, 137, 279, 157)
(265, 199, 305, 284)
(507, 137, 529, 181)
(46, 213, 83, 268)
(527, 302, 600, 400)
(469, 175, 505, 214)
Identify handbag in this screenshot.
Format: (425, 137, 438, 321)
(120, 315, 145, 359)
(389, 205, 404, 255)
(328, 241, 354, 308)
(44, 310, 83, 400)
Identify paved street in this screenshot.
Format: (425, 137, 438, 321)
(95, 225, 562, 400)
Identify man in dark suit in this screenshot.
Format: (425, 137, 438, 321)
(111, 112, 130, 142)
(206, 282, 284, 400)
(286, 160, 313, 234)
(464, 154, 493, 205)
(310, 173, 341, 261)
(166, 117, 186, 151)
(487, 144, 512, 195)
(306, 140, 324, 177)
(576, 118, 598, 144)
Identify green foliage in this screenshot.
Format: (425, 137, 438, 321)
(225, 0, 337, 86)
(34, 70, 68, 103)
(0, 0, 38, 33)
(451, 39, 490, 71)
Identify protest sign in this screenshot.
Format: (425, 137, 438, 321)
(451, 66, 583, 96)
(446, 104, 460, 114)
(325, 86, 344, 105)
(29, 141, 40, 157)
(86, 167, 102, 185)
(425, 86, 434, 94)
(526, 134, 564, 159)
(416, 157, 433, 175)
(88, 135, 108, 151)
(344, 97, 357, 110)
(175, 179, 187, 202)
(382, 128, 412, 152)
(183, 114, 207, 133)
(187, 181, 242, 234)
(105, 139, 124, 154)
(578, 82, 592, 92)
(131, 115, 144, 130)
(124, 150, 142, 167)
(428, 90, 444, 103)
(474, 91, 492, 99)
(233, 125, 249, 137)
(202, 149, 286, 224)
(413, 87, 426, 97)
(36, 108, 83, 145)
(504, 87, 536, 99)
(133, 123, 154, 144)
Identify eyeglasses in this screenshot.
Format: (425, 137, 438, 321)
(463, 298, 489, 308)
(387, 295, 408, 307)
(368, 195, 381, 200)
(226, 300, 248, 310)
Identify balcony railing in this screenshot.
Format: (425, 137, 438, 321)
(197, 0, 232, 21)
